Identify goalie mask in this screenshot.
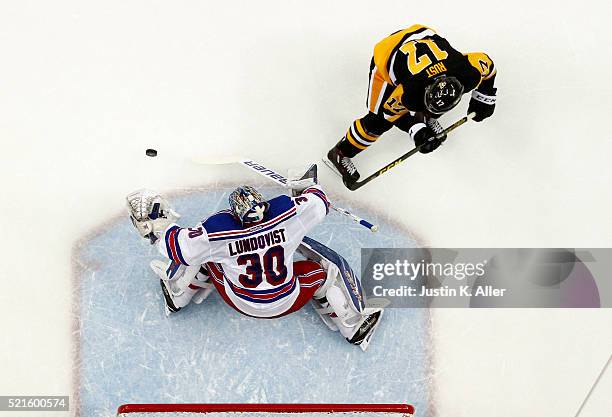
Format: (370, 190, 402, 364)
(424, 75, 464, 115)
(229, 186, 269, 224)
(126, 189, 180, 244)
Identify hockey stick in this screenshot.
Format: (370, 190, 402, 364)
(240, 159, 379, 233)
(344, 112, 476, 191)
(186, 154, 379, 231)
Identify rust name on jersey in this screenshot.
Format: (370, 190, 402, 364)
(228, 229, 287, 256)
(425, 62, 447, 78)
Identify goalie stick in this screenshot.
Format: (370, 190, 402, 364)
(185, 156, 378, 232)
(240, 159, 379, 233)
(337, 113, 476, 191)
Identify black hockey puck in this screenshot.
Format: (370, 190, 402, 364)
(146, 148, 158, 157)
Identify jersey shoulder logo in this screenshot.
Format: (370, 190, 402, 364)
(466, 52, 494, 78)
(478, 59, 489, 75)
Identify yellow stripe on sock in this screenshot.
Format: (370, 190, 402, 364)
(355, 120, 379, 142)
(345, 130, 368, 150)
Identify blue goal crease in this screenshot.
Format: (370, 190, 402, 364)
(75, 187, 430, 417)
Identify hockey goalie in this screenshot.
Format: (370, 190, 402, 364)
(126, 165, 382, 351)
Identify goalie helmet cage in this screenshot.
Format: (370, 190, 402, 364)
(116, 403, 415, 417)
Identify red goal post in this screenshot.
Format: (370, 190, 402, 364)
(117, 403, 415, 417)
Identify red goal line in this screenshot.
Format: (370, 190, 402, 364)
(117, 403, 415, 416)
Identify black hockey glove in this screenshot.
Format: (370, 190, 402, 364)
(410, 123, 442, 154)
(468, 87, 497, 122)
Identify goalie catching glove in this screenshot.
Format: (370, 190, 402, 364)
(126, 189, 180, 244)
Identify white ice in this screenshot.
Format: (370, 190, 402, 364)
(0, 1, 611, 417)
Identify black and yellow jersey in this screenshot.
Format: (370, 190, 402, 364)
(370, 24, 496, 116)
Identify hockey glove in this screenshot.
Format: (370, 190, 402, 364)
(468, 87, 497, 122)
(426, 117, 447, 142)
(126, 189, 180, 244)
(409, 123, 442, 154)
(286, 164, 318, 197)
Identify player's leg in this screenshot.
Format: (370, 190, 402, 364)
(206, 262, 285, 319)
(332, 111, 393, 161)
(271, 260, 327, 316)
(311, 261, 383, 350)
(297, 237, 384, 351)
(151, 260, 214, 316)
(326, 60, 394, 183)
(204, 262, 247, 316)
(206, 260, 326, 318)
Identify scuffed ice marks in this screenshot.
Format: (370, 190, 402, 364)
(76, 187, 429, 417)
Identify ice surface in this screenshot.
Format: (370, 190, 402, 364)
(76, 186, 427, 417)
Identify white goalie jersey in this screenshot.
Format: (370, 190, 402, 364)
(156, 186, 330, 317)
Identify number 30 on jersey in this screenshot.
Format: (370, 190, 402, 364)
(237, 246, 287, 288)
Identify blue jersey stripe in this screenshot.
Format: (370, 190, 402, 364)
(164, 226, 181, 263)
(208, 211, 296, 242)
(303, 188, 330, 214)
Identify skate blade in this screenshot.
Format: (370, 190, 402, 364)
(359, 309, 384, 352)
(322, 157, 357, 189)
(321, 157, 343, 179)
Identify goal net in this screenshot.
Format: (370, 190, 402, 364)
(116, 403, 415, 417)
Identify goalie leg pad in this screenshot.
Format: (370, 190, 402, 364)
(298, 236, 366, 313)
(151, 261, 213, 315)
(190, 266, 215, 304)
(298, 237, 384, 350)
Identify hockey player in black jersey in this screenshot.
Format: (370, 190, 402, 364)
(326, 24, 497, 185)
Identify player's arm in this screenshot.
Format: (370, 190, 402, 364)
(286, 164, 330, 229)
(292, 185, 330, 231)
(465, 52, 497, 122)
(156, 223, 213, 266)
